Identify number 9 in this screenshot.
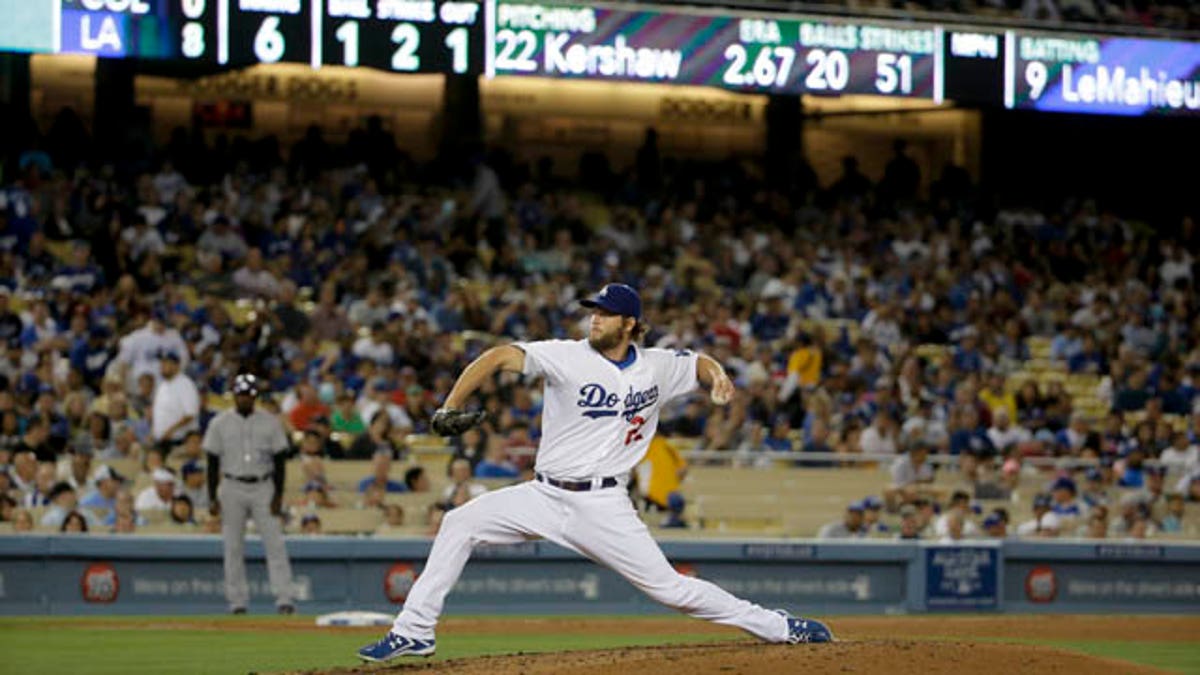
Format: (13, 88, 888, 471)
(1025, 61, 1048, 100)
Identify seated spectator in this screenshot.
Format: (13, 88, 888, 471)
(12, 508, 34, 532)
(404, 466, 431, 493)
(981, 511, 1008, 539)
(288, 383, 331, 434)
(895, 504, 922, 540)
(938, 512, 969, 543)
(168, 461, 202, 509)
(22, 463, 58, 508)
(1110, 495, 1156, 539)
(295, 478, 338, 510)
(1016, 493, 1061, 537)
(40, 482, 83, 528)
(347, 411, 402, 460)
(135, 468, 177, 512)
(169, 495, 196, 526)
(1160, 432, 1198, 469)
(1080, 513, 1109, 539)
(934, 490, 980, 539)
(474, 444, 520, 479)
(885, 440, 935, 509)
(376, 504, 406, 535)
(986, 407, 1031, 454)
(79, 464, 127, 517)
(103, 490, 146, 528)
(1049, 476, 1085, 523)
(60, 511, 89, 534)
(331, 391, 366, 435)
(818, 501, 864, 539)
(860, 496, 888, 535)
(1117, 446, 1148, 488)
(300, 513, 322, 535)
(1160, 493, 1185, 533)
(0, 494, 15, 522)
(763, 416, 794, 453)
(357, 450, 406, 494)
(799, 418, 835, 467)
(441, 458, 488, 509)
(1080, 468, 1110, 510)
(859, 412, 898, 455)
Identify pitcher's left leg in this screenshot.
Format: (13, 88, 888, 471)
(562, 491, 788, 642)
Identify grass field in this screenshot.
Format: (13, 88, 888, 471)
(0, 616, 1194, 674)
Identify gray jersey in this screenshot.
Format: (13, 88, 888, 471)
(203, 409, 289, 477)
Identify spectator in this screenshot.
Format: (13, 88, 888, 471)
(474, 443, 520, 479)
(1160, 432, 1198, 469)
(60, 510, 89, 533)
(79, 464, 126, 518)
(1016, 494, 1061, 537)
(169, 495, 196, 526)
(357, 450, 406, 494)
(300, 513, 322, 535)
(403, 466, 430, 493)
(135, 468, 177, 512)
(934, 490, 980, 539)
(376, 504, 406, 534)
(331, 390, 366, 435)
(150, 351, 200, 457)
(885, 440, 935, 509)
(860, 496, 887, 535)
(1160, 493, 1185, 533)
(637, 435, 686, 512)
(441, 457, 487, 509)
(818, 501, 864, 539)
(40, 482, 83, 528)
(895, 504, 922, 540)
(178, 461, 209, 512)
(859, 412, 898, 455)
(981, 511, 1008, 539)
(347, 411, 401, 460)
(12, 508, 34, 533)
(1049, 476, 1085, 521)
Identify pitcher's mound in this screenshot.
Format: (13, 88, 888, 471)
(303, 639, 1166, 674)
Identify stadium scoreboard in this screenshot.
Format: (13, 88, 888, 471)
(56, 0, 484, 73)
(489, 3, 941, 99)
(13, 0, 1200, 115)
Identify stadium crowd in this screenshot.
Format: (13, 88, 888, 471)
(0, 109, 1197, 541)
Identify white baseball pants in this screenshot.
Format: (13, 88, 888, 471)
(391, 480, 789, 642)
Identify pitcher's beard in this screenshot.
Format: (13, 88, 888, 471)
(588, 330, 623, 352)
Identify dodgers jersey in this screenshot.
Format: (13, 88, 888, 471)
(515, 340, 699, 480)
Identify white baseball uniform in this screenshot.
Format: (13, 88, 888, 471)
(390, 339, 789, 642)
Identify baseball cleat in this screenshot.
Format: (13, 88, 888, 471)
(357, 632, 436, 662)
(775, 609, 834, 644)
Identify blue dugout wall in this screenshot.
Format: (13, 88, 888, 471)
(1, 536, 1198, 615)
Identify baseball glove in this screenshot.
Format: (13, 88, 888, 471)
(430, 408, 487, 436)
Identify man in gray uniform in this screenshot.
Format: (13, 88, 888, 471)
(205, 373, 296, 614)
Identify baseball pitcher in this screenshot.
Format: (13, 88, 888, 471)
(358, 284, 832, 662)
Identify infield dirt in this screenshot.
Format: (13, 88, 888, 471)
(282, 615, 1193, 674)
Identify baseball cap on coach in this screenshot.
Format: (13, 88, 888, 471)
(581, 283, 642, 320)
(232, 373, 260, 396)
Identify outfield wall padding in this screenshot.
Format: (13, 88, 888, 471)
(0, 536, 1198, 615)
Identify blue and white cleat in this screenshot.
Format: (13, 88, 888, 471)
(356, 632, 436, 662)
(775, 609, 834, 644)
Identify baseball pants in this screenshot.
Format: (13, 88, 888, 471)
(219, 479, 295, 610)
(391, 480, 789, 642)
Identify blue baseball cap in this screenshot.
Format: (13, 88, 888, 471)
(581, 283, 642, 320)
(181, 461, 203, 476)
(861, 496, 883, 510)
(847, 500, 865, 513)
(1051, 476, 1077, 494)
(982, 513, 1003, 529)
